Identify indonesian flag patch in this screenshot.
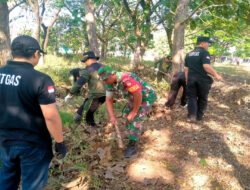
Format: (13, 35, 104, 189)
(206, 56, 210, 60)
(47, 86, 55, 93)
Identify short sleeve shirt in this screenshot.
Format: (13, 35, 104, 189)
(0, 61, 56, 148)
(184, 47, 211, 79)
(105, 72, 157, 104)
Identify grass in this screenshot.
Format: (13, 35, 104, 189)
(59, 111, 73, 126)
(213, 63, 250, 80)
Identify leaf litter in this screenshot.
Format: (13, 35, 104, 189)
(46, 73, 250, 190)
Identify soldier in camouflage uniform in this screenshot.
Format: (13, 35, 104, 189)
(154, 55, 172, 83)
(64, 51, 106, 127)
(98, 66, 157, 158)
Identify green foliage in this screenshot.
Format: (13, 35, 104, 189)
(37, 54, 81, 86)
(71, 163, 88, 171)
(185, 0, 250, 57)
(90, 176, 101, 188)
(59, 111, 73, 126)
(200, 158, 207, 166)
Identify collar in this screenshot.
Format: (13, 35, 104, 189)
(7, 60, 34, 69)
(195, 46, 205, 51)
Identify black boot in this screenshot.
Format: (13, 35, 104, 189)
(74, 113, 82, 123)
(86, 121, 97, 127)
(124, 140, 137, 158)
(197, 114, 204, 121)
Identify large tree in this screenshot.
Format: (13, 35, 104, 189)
(172, 0, 208, 74)
(0, 1, 11, 65)
(95, 0, 123, 60)
(41, 2, 61, 50)
(27, 0, 63, 48)
(122, 0, 160, 69)
(27, 0, 41, 44)
(84, 0, 100, 56)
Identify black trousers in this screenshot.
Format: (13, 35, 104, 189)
(165, 72, 187, 107)
(187, 75, 212, 118)
(77, 96, 106, 126)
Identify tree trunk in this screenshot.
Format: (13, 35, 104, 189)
(0, 2, 11, 65)
(166, 28, 173, 54)
(42, 8, 61, 50)
(100, 41, 108, 61)
(172, 0, 190, 74)
(28, 0, 40, 44)
(131, 40, 145, 70)
(84, 0, 100, 56)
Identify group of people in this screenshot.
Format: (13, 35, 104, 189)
(64, 51, 157, 158)
(0, 35, 222, 189)
(155, 36, 223, 121)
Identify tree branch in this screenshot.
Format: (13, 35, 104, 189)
(63, 2, 73, 14)
(9, 0, 25, 13)
(123, 0, 132, 17)
(185, 24, 211, 37)
(48, 8, 61, 27)
(181, 0, 208, 24)
(27, 0, 35, 10)
(41, 1, 46, 17)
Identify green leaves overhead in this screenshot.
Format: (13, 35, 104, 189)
(27, 0, 248, 58)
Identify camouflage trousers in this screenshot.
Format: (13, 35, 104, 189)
(122, 101, 153, 141)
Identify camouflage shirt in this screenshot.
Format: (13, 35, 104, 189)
(105, 72, 157, 104)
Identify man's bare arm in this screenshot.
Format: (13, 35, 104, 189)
(203, 64, 223, 81)
(40, 103, 63, 143)
(184, 66, 189, 84)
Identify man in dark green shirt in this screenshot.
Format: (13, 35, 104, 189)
(154, 55, 172, 83)
(64, 51, 106, 127)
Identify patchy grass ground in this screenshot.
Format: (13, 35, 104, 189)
(214, 62, 250, 83)
(41, 56, 249, 190)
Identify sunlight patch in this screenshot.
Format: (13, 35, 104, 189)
(189, 173, 209, 188)
(62, 176, 89, 190)
(127, 159, 174, 184)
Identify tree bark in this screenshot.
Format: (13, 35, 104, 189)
(172, 0, 190, 74)
(100, 41, 108, 61)
(28, 0, 40, 44)
(166, 28, 173, 54)
(84, 0, 100, 56)
(0, 2, 11, 65)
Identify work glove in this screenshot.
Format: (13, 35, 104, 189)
(154, 68, 159, 72)
(55, 142, 67, 159)
(64, 94, 73, 102)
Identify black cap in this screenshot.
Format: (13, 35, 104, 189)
(166, 55, 172, 59)
(81, 51, 99, 62)
(197, 36, 214, 44)
(11, 35, 46, 55)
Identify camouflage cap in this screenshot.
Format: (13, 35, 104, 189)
(97, 66, 116, 80)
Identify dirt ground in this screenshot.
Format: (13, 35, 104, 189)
(46, 73, 250, 190)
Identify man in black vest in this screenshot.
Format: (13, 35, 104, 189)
(184, 36, 223, 121)
(0, 35, 66, 190)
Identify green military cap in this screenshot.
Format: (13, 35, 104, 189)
(97, 66, 115, 80)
